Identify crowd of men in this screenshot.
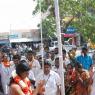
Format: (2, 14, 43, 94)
(0, 45, 95, 95)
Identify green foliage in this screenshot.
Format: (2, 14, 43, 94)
(33, 0, 95, 42)
(42, 16, 56, 38)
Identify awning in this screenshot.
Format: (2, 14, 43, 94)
(10, 38, 33, 43)
(0, 39, 10, 44)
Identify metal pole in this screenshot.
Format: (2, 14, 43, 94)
(54, 0, 65, 95)
(39, 0, 44, 71)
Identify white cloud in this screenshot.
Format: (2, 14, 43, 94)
(0, 0, 40, 32)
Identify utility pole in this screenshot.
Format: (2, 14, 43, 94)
(54, 0, 65, 95)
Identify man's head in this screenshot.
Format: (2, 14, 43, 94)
(54, 47, 58, 54)
(62, 49, 66, 59)
(2, 53, 8, 62)
(26, 50, 35, 61)
(44, 61, 51, 75)
(46, 52, 51, 58)
(55, 57, 59, 68)
(82, 47, 88, 55)
(13, 54, 21, 66)
(16, 60, 30, 79)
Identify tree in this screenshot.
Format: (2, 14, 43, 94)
(33, 0, 95, 42)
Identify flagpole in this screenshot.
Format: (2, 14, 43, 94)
(54, 0, 65, 95)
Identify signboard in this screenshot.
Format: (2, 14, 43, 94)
(66, 26, 77, 34)
(63, 34, 75, 37)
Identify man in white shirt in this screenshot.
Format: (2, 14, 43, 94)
(26, 50, 41, 80)
(0, 53, 15, 95)
(36, 61, 61, 95)
(46, 52, 55, 66)
(52, 57, 60, 75)
(62, 49, 70, 68)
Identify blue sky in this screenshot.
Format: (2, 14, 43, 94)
(0, 0, 40, 32)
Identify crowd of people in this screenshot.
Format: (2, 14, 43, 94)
(0, 44, 95, 95)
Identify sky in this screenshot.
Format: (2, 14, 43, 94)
(0, 0, 40, 32)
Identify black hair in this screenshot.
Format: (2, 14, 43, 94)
(13, 54, 21, 60)
(55, 57, 59, 61)
(16, 60, 30, 75)
(67, 64, 73, 68)
(44, 60, 51, 67)
(62, 49, 66, 54)
(82, 47, 88, 51)
(27, 50, 36, 56)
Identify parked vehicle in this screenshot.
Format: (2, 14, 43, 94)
(49, 41, 76, 52)
(63, 41, 76, 52)
(49, 41, 58, 51)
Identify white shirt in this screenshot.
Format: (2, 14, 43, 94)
(52, 66, 60, 75)
(63, 57, 70, 66)
(36, 70, 61, 95)
(46, 58, 55, 66)
(0, 62, 14, 94)
(28, 59, 41, 80)
(28, 70, 35, 81)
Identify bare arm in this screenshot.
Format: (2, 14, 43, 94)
(10, 81, 45, 95)
(10, 84, 25, 95)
